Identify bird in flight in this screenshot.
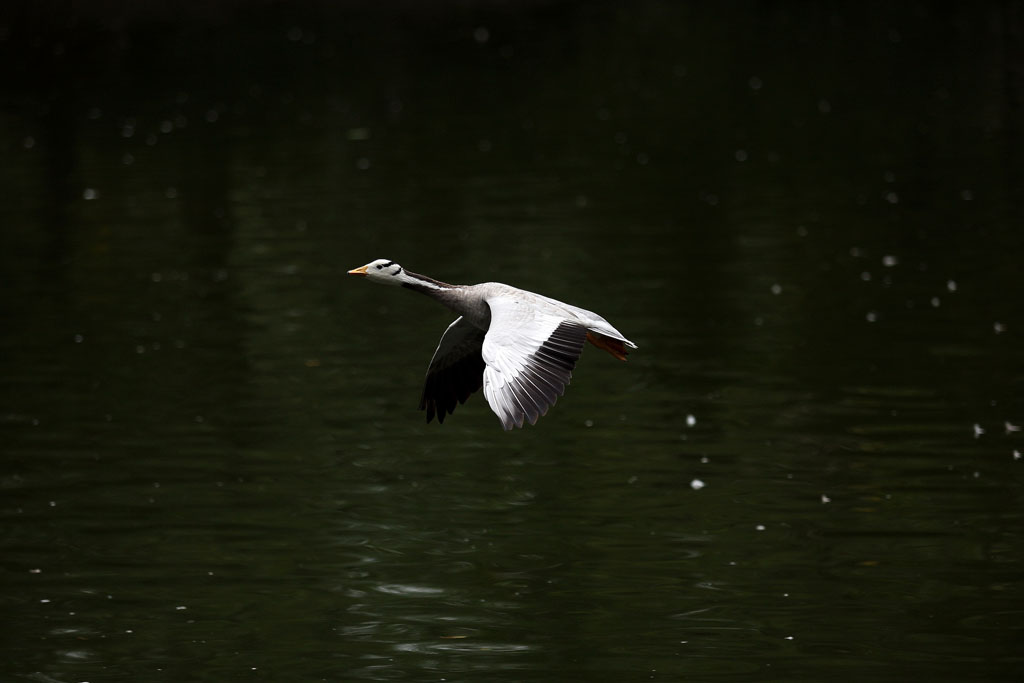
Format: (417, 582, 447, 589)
(348, 259, 637, 430)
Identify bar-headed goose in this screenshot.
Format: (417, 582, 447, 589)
(348, 259, 636, 430)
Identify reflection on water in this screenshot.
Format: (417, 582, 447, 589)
(2, 1, 1023, 681)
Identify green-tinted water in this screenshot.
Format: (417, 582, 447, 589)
(2, 2, 1023, 681)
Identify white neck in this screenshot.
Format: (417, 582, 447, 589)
(393, 267, 457, 293)
(396, 269, 445, 290)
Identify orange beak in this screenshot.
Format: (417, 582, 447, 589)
(347, 265, 369, 276)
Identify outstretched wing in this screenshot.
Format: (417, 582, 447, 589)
(481, 296, 588, 430)
(419, 316, 487, 424)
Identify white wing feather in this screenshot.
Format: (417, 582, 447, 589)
(481, 296, 588, 430)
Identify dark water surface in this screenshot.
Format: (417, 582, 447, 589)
(2, 2, 1024, 681)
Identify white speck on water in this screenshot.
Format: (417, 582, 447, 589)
(885, 191, 899, 204)
(74, 334, 84, 343)
(636, 151, 650, 165)
(818, 99, 831, 113)
(735, 149, 748, 162)
(584, 419, 594, 428)
(160, 119, 174, 134)
(748, 75, 763, 90)
(356, 157, 370, 170)
(882, 255, 899, 267)
(821, 494, 831, 504)
(947, 280, 958, 292)
(82, 188, 98, 200)
(627, 476, 638, 484)
(994, 322, 1006, 334)
(176, 605, 187, 610)
(49, 501, 56, 507)
(1006, 422, 1021, 434)
(686, 414, 696, 427)
(205, 109, 218, 123)
(690, 479, 705, 490)
(40, 599, 50, 603)
(784, 636, 794, 640)
(931, 297, 941, 307)
(770, 283, 782, 295)
(866, 311, 878, 322)
(1013, 450, 1021, 461)
(755, 524, 766, 531)
(29, 568, 41, 574)
(473, 26, 490, 43)
(861, 271, 872, 282)
(165, 187, 178, 199)
(700, 456, 709, 464)
(973, 471, 981, 479)
(23, 135, 35, 149)
(122, 152, 134, 165)
(973, 423, 985, 438)
(960, 189, 974, 201)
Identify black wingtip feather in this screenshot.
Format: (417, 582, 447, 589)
(419, 325, 487, 426)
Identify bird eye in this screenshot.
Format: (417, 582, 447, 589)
(376, 265, 382, 269)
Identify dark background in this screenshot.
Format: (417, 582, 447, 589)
(2, 2, 1023, 681)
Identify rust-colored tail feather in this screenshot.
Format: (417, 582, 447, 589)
(586, 332, 629, 361)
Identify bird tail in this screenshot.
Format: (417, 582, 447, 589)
(586, 332, 629, 361)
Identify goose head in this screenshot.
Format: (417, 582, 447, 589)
(348, 259, 405, 285)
